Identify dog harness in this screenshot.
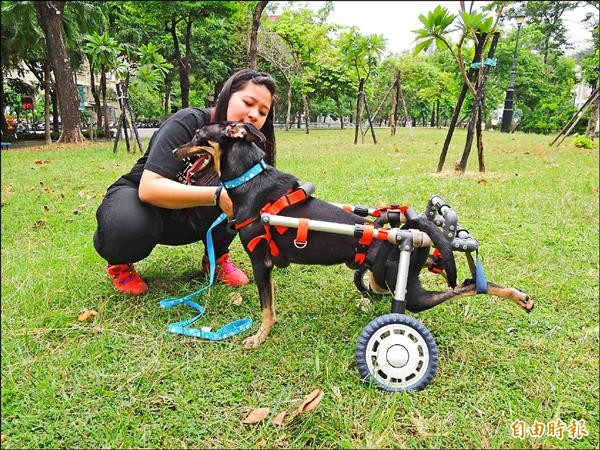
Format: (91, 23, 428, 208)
(234, 185, 313, 256)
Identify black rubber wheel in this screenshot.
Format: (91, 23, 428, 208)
(353, 267, 384, 298)
(355, 313, 438, 392)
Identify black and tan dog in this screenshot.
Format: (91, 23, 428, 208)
(173, 122, 533, 348)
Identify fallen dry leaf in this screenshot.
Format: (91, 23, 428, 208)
(355, 297, 372, 313)
(229, 292, 243, 306)
(272, 411, 287, 426)
(77, 310, 98, 322)
(288, 389, 324, 421)
(242, 407, 270, 424)
(478, 179, 488, 184)
(1, 434, 5, 443)
(34, 159, 51, 165)
(302, 390, 324, 411)
(44, 205, 49, 213)
(410, 413, 431, 437)
(275, 433, 288, 446)
(78, 190, 96, 200)
(33, 218, 47, 229)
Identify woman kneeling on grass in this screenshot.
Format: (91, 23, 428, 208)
(93, 68, 277, 295)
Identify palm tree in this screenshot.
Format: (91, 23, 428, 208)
(84, 32, 121, 138)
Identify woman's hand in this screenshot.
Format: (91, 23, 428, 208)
(217, 189, 234, 218)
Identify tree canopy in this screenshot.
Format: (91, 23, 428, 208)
(1, 0, 597, 142)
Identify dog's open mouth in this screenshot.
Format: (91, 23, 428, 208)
(172, 140, 222, 176)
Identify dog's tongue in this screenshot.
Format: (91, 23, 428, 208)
(185, 153, 211, 184)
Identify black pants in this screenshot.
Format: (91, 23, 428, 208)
(93, 179, 234, 265)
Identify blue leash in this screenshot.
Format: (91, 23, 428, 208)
(159, 212, 253, 341)
(474, 250, 488, 295)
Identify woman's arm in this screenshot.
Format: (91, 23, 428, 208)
(139, 169, 233, 216)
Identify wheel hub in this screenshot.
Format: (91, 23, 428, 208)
(386, 344, 409, 368)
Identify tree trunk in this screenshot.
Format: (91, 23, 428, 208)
(182, 19, 193, 108)
(163, 75, 172, 117)
(51, 87, 59, 132)
(302, 91, 309, 134)
(476, 107, 485, 172)
(390, 72, 399, 136)
(88, 56, 102, 128)
(430, 106, 435, 127)
(34, 1, 84, 143)
(398, 74, 412, 135)
(169, 17, 191, 109)
(585, 79, 600, 139)
(44, 60, 52, 145)
(354, 78, 365, 144)
(101, 68, 110, 139)
(334, 92, 344, 130)
(436, 99, 440, 128)
(285, 84, 292, 131)
(437, 33, 487, 172)
(457, 32, 500, 174)
(249, 1, 268, 68)
(363, 95, 377, 144)
(0, 68, 8, 137)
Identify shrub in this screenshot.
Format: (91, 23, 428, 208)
(82, 128, 114, 139)
(572, 133, 594, 149)
(16, 131, 61, 141)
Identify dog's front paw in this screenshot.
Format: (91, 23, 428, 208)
(243, 324, 271, 349)
(243, 333, 266, 349)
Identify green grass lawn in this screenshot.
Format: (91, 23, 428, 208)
(1, 127, 598, 448)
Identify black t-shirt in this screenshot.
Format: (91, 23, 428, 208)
(118, 107, 218, 187)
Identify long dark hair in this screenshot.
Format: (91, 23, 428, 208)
(213, 68, 277, 166)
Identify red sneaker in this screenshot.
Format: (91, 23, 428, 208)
(202, 253, 250, 287)
(106, 263, 148, 295)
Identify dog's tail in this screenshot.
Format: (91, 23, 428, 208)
(405, 216, 457, 288)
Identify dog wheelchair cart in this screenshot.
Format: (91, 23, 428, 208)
(261, 194, 482, 392)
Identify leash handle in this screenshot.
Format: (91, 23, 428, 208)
(159, 212, 253, 341)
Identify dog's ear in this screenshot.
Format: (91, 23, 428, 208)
(224, 122, 266, 144)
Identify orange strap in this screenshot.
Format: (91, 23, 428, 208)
(263, 187, 309, 216)
(294, 218, 310, 248)
(359, 225, 375, 245)
(234, 217, 257, 230)
(355, 224, 375, 265)
(376, 228, 389, 242)
(247, 225, 280, 256)
(372, 204, 409, 217)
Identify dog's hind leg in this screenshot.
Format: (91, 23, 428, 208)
(407, 279, 534, 313)
(244, 259, 277, 349)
